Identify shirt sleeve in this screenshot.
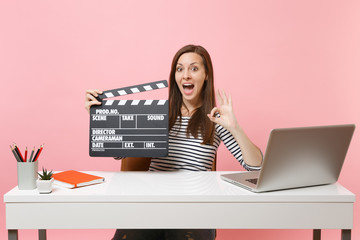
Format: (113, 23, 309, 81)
(215, 124, 261, 171)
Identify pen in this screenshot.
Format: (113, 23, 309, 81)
(10, 145, 22, 162)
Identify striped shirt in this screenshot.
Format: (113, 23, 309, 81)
(149, 117, 261, 172)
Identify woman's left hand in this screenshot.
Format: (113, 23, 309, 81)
(208, 89, 263, 167)
(207, 89, 239, 131)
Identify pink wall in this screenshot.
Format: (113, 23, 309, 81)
(1, 0, 359, 239)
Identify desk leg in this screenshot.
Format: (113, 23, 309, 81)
(39, 229, 47, 240)
(313, 229, 321, 240)
(8, 230, 18, 240)
(342, 229, 351, 240)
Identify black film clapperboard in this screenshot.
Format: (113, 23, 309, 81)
(89, 80, 169, 157)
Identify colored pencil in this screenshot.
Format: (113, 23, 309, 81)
(29, 147, 35, 162)
(14, 144, 24, 162)
(10, 145, 22, 162)
(32, 146, 41, 162)
(24, 147, 28, 162)
(34, 145, 44, 162)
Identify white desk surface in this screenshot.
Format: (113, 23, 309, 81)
(4, 171, 355, 230)
(4, 171, 355, 203)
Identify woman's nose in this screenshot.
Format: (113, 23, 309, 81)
(183, 69, 191, 79)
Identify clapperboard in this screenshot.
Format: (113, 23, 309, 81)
(89, 80, 168, 157)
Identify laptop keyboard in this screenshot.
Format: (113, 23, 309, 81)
(246, 178, 258, 185)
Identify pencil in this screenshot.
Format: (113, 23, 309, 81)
(29, 147, 35, 162)
(25, 147, 28, 162)
(32, 146, 40, 162)
(14, 144, 24, 162)
(10, 145, 22, 162)
(34, 145, 44, 162)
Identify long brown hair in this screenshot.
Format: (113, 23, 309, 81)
(168, 45, 216, 144)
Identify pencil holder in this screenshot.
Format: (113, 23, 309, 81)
(17, 161, 38, 190)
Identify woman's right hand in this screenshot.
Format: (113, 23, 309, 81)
(85, 89, 103, 113)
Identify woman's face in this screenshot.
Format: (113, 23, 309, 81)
(175, 52, 207, 107)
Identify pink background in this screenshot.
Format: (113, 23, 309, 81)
(1, 0, 359, 239)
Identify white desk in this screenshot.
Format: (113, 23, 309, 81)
(4, 171, 355, 240)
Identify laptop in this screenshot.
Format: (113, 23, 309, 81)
(221, 124, 355, 192)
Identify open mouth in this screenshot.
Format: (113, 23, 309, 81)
(183, 83, 194, 90)
(182, 83, 194, 95)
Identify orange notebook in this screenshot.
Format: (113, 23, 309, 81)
(52, 170, 105, 188)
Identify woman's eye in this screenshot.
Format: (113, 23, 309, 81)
(191, 67, 198, 71)
(176, 67, 183, 72)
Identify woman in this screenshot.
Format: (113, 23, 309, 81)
(85, 44, 262, 239)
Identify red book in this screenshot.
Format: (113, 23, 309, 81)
(52, 170, 105, 188)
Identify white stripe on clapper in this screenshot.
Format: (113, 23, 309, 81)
(105, 92, 114, 98)
(118, 100, 127, 105)
(105, 100, 114, 105)
(156, 83, 166, 88)
(131, 100, 140, 105)
(118, 90, 127, 95)
(157, 100, 166, 105)
(131, 88, 140, 93)
(144, 100, 153, 105)
(143, 85, 153, 91)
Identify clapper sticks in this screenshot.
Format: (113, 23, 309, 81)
(89, 80, 169, 157)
